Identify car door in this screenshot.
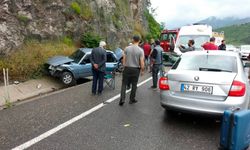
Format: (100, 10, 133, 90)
(78, 54, 92, 78)
(106, 52, 118, 72)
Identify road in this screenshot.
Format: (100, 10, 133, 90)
(0, 72, 231, 150)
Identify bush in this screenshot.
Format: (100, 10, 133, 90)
(0, 40, 76, 82)
(63, 36, 73, 46)
(71, 2, 81, 15)
(81, 33, 102, 48)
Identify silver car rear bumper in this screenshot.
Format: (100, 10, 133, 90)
(160, 91, 249, 115)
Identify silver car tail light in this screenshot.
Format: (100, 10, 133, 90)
(228, 80, 246, 97)
(159, 77, 170, 90)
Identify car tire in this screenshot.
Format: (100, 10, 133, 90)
(61, 71, 76, 86)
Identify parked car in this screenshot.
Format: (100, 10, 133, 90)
(159, 51, 250, 115)
(240, 45, 250, 60)
(44, 48, 122, 86)
(226, 44, 239, 52)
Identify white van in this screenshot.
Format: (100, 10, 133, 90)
(174, 24, 212, 54)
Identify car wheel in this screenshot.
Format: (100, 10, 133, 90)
(61, 71, 76, 86)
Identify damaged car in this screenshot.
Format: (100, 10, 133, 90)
(44, 48, 122, 86)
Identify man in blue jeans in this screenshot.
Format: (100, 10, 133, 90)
(151, 40, 163, 89)
(90, 41, 107, 95)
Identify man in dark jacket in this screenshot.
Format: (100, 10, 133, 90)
(90, 41, 107, 95)
(151, 40, 163, 89)
(218, 40, 226, 50)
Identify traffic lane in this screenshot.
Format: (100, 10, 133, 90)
(0, 72, 151, 150)
(29, 80, 221, 150)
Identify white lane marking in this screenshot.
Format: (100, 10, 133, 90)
(12, 77, 152, 150)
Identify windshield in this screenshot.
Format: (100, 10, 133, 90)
(241, 45, 250, 50)
(173, 55, 237, 73)
(160, 33, 177, 42)
(176, 35, 210, 50)
(69, 49, 85, 63)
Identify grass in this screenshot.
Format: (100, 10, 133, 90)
(0, 40, 76, 82)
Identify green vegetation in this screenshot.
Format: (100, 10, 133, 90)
(71, 2, 81, 15)
(17, 14, 29, 24)
(144, 10, 161, 40)
(81, 32, 102, 48)
(0, 41, 76, 81)
(70, 1, 93, 20)
(63, 36, 73, 46)
(214, 23, 250, 45)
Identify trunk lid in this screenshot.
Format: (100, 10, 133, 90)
(167, 70, 237, 101)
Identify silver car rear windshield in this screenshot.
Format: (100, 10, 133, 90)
(173, 55, 237, 73)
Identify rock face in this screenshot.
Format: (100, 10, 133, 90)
(0, 0, 150, 55)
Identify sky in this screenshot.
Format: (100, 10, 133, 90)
(150, 0, 250, 29)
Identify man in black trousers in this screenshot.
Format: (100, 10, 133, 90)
(90, 41, 107, 95)
(119, 35, 145, 106)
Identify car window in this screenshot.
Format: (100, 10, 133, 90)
(106, 53, 116, 62)
(81, 54, 90, 64)
(69, 49, 85, 63)
(174, 55, 237, 73)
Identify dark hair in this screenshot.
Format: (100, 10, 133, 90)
(210, 37, 216, 42)
(222, 40, 225, 42)
(189, 39, 195, 45)
(133, 35, 141, 42)
(155, 39, 160, 45)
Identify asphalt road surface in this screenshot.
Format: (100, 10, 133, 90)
(0, 72, 234, 150)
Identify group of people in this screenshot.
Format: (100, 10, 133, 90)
(90, 35, 228, 106)
(90, 35, 163, 106)
(178, 37, 227, 52)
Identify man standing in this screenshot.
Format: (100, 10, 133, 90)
(202, 37, 218, 50)
(218, 40, 226, 50)
(151, 40, 163, 89)
(90, 41, 107, 95)
(119, 35, 144, 106)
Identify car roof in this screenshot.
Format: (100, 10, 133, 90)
(181, 50, 239, 57)
(79, 48, 113, 54)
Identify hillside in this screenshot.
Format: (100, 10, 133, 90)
(198, 16, 250, 29)
(0, 0, 159, 56)
(214, 23, 250, 45)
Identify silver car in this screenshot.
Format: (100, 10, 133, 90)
(159, 51, 250, 115)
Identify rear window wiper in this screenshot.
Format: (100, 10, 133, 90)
(199, 67, 232, 72)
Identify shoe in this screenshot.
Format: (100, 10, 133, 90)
(119, 100, 124, 106)
(151, 85, 157, 88)
(92, 92, 96, 96)
(129, 99, 138, 104)
(97, 92, 102, 96)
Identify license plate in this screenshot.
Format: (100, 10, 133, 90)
(181, 84, 213, 94)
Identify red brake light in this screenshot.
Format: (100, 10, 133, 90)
(228, 80, 246, 97)
(159, 77, 170, 90)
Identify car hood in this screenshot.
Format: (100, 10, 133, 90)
(47, 56, 74, 66)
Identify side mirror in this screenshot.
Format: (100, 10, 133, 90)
(244, 62, 250, 68)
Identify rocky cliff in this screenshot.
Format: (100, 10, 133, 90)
(0, 0, 150, 55)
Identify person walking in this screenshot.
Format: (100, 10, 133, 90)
(142, 40, 151, 71)
(90, 41, 107, 95)
(150, 40, 163, 89)
(218, 40, 226, 50)
(119, 35, 145, 106)
(202, 37, 218, 50)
